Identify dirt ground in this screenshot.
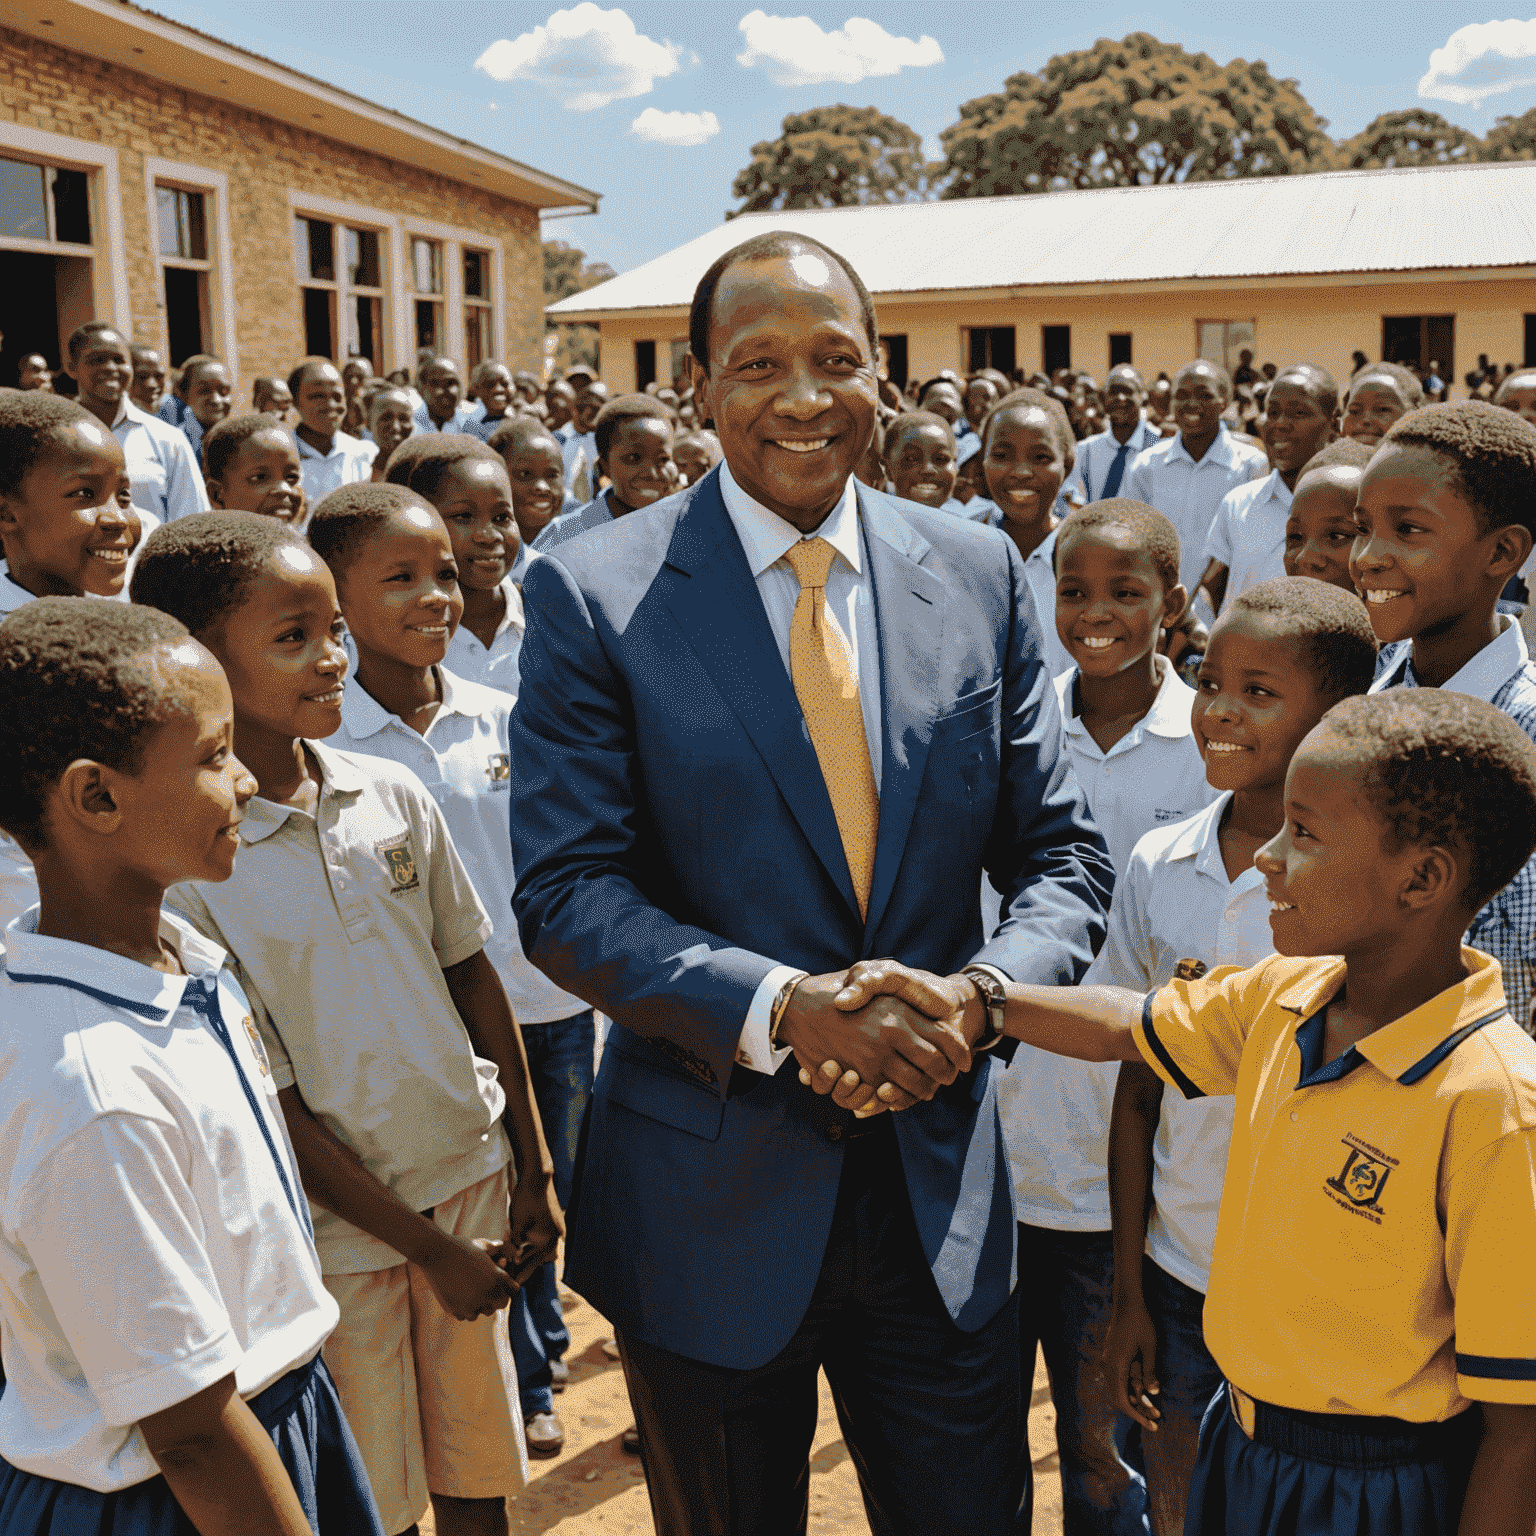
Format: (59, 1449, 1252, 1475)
(419, 1290, 1063, 1536)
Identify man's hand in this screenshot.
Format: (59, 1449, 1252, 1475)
(503, 1174, 564, 1290)
(780, 966, 972, 1116)
(1102, 1296, 1162, 1432)
(416, 1229, 518, 1321)
(792, 961, 979, 1116)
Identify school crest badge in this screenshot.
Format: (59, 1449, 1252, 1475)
(486, 753, 510, 783)
(1325, 1132, 1395, 1222)
(376, 834, 420, 894)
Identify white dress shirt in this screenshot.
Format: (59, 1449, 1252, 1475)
(1020, 526, 1074, 683)
(719, 463, 882, 1073)
(1062, 415, 1161, 507)
(1203, 468, 1293, 608)
(111, 399, 209, 522)
(1124, 424, 1269, 594)
(296, 430, 376, 507)
(413, 402, 477, 435)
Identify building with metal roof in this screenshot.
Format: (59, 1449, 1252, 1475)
(547, 161, 1536, 395)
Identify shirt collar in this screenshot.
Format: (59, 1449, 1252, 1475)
(3, 907, 228, 1025)
(719, 461, 861, 580)
(0, 571, 36, 613)
(1023, 524, 1058, 570)
(1168, 421, 1237, 470)
(1055, 655, 1192, 744)
(238, 738, 368, 843)
(1160, 791, 1231, 874)
(1273, 948, 1509, 1084)
(1253, 468, 1292, 508)
(111, 399, 142, 431)
(340, 667, 481, 742)
(1376, 616, 1528, 700)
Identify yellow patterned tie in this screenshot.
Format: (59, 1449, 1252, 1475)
(782, 537, 879, 917)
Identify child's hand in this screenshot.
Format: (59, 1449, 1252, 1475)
(1102, 1296, 1161, 1431)
(501, 1177, 564, 1291)
(416, 1231, 518, 1321)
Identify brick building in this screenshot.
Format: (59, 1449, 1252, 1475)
(1, 0, 598, 401)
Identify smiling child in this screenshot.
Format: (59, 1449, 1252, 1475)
(203, 414, 306, 525)
(1283, 440, 1375, 592)
(884, 410, 958, 511)
(1341, 363, 1424, 448)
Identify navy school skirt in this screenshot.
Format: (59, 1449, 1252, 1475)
(0, 1355, 384, 1536)
(1185, 1383, 1481, 1536)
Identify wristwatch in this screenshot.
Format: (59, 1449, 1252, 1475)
(961, 965, 1009, 1053)
(768, 971, 809, 1050)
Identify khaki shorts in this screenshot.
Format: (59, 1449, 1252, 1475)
(322, 1167, 528, 1535)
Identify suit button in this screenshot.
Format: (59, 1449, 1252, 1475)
(826, 1126, 843, 1142)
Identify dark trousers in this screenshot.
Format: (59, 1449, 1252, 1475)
(617, 1125, 1025, 1536)
(509, 1009, 595, 1416)
(1016, 1225, 1147, 1535)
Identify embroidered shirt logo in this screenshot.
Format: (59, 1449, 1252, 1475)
(486, 753, 510, 784)
(242, 1014, 270, 1076)
(377, 835, 420, 893)
(1325, 1132, 1397, 1224)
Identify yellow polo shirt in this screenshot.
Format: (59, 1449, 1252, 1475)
(1133, 947, 1536, 1421)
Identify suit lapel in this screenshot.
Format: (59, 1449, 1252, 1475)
(663, 474, 860, 912)
(861, 487, 944, 940)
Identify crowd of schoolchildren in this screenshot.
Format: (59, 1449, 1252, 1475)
(3, 304, 1536, 1536)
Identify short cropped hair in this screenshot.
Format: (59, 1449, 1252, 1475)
(129, 342, 161, 364)
(486, 415, 560, 458)
(308, 482, 438, 579)
(252, 376, 287, 403)
(130, 511, 307, 638)
(1323, 690, 1536, 910)
(1348, 363, 1424, 409)
(1300, 438, 1376, 475)
(287, 356, 339, 398)
(593, 394, 675, 463)
(980, 387, 1077, 469)
(689, 231, 879, 375)
(382, 433, 503, 502)
(1174, 359, 1232, 401)
(174, 356, 223, 398)
(203, 413, 292, 483)
(1495, 369, 1536, 404)
(0, 391, 100, 496)
(0, 599, 190, 851)
(470, 361, 511, 391)
(883, 410, 955, 459)
(65, 321, 127, 364)
(1274, 363, 1339, 417)
(1054, 498, 1181, 594)
(1226, 576, 1377, 702)
(1380, 400, 1536, 539)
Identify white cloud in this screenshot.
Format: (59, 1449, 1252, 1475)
(1418, 17, 1536, 105)
(475, 4, 682, 112)
(630, 108, 720, 146)
(735, 10, 943, 87)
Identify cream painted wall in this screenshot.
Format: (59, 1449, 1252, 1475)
(580, 276, 1534, 400)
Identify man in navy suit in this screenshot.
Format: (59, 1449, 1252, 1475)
(508, 231, 1114, 1535)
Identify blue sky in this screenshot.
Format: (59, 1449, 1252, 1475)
(147, 3, 1536, 275)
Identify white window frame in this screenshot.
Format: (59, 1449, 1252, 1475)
(287, 191, 402, 373)
(403, 213, 507, 372)
(461, 245, 495, 371)
(142, 157, 236, 378)
(0, 122, 130, 332)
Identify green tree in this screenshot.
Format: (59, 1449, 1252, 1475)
(543, 240, 615, 375)
(1484, 106, 1536, 161)
(936, 33, 1333, 199)
(1333, 109, 1482, 169)
(728, 105, 930, 219)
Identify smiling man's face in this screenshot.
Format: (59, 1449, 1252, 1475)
(694, 249, 878, 532)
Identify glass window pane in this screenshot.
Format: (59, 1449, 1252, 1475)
(183, 191, 206, 262)
(300, 217, 334, 282)
(346, 227, 380, 289)
(465, 304, 489, 369)
(0, 156, 49, 240)
(1197, 322, 1226, 367)
(157, 186, 181, 257)
(463, 250, 485, 298)
(50, 168, 90, 245)
(411, 237, 441, 294)
(415, 298, 439, 351)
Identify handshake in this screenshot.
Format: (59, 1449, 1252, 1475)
(778, 961, 993, 1118)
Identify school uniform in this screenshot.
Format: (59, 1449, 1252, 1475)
(442, 571, 531, 695)
(1062, 416, 1161, 506)
(412, 402, 476, 436)
(0, 909, 382, 1535)
(1372, 617, 1536, 1034)
(1135, 948, 1536, 1536)
(561, 430, 597, 499)
(461, 405, 513, 444)
(1017, 525, 1074, 682)
(532, 490, 618, 554)
(1124, 424, 1269, 595)
(1202, 469, 1293, 609)
(1091, 794, 1271, 1530)
(330, 670, 593, 1425)
(167, 741, 527, 1533)
(295, 431, 376, 506)
(111, 399, 209, 523)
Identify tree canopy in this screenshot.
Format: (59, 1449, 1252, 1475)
(1485, 106, 1536, 162)
(543, 241, 615, 375)
(935, 33, 1334, 199)
(727, 105, 931, 219)
(1334, 108, 1482, 169)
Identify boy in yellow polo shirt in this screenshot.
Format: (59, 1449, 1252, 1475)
(833, 689, 1536, 1536)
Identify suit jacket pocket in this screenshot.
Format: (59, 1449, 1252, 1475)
(602, 1033, 727, 1142)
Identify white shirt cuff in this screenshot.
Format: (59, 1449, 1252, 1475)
(736, 964, 804, 1074)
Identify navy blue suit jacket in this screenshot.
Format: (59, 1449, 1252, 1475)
(508, 469, 1113, 1371)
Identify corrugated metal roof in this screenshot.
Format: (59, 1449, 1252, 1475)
(547, 161, 1536, 317)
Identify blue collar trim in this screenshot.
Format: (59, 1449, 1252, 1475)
(6, 970, 172, 1023)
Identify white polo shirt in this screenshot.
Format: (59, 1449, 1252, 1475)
(331, 668, 586, 1026)
(111, 399, 209, 523)
(999, 659, 1215, 1230)
(167, 739, 508, 1274)
(1091, 793, 1273, 1292)
(0, 910, 335, 1490)
(1203, 468, 1293, 609)
(444, 574, 529, 696)
(1019, 526, 1074, 683)
(1062, 416, 1161, 507)
(1124, 425, 1269, 594)
(296, 431, 377, 508)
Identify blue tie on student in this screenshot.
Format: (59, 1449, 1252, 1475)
(1101, 441, 1132, 500)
